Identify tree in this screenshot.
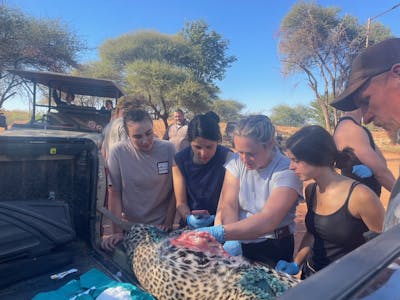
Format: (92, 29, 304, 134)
(0, 5, 86, 108)
(80, 21, 236, 129)
(91, 30, 191, 80)
(211, 99, 245, 122)
(180, 20, 237, 83)
(77, 61, 120, 82)
(125, 60, 188, 129)
(172, 77, 217, 115)
(270, 104, 312, 127)
(279, 2, 392, 132)
(308, 99, 336, 127)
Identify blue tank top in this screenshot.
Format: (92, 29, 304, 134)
(174, 145, 231, 215)
(305, 181, 368, 271)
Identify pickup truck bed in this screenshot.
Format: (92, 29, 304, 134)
(0, 70, 137, 299)
(0, 240, 135, 300)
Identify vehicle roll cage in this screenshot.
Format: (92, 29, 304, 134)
(8, 69, 125, 124)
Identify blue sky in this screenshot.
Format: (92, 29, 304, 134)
(4, 0, 400, 113)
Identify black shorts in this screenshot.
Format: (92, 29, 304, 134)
(241, 234, 294, 268)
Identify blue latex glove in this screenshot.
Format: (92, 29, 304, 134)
(352, 164, 373, 178)
(275, 260, 300, 275)
(196, 225, 225, 243)
(186, 214, 215, 229)
(223, 240, 242, 256)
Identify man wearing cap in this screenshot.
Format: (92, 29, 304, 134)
(331, 38, 400, 231)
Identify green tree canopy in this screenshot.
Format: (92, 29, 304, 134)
(94, 30, 191, 78)
(180, 20, 237, 83)
(211, 99, 245, 122)
(308, 98, 336, 127)
(270, 104, 312, 127)
(0, 5, 86, 108)
(125, 60, 187, 128)
(80, 20, 236, 128)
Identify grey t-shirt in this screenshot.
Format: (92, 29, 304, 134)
(108, 138, 175, 225)
(225, 149, 303, 242)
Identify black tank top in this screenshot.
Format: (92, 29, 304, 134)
(334, 116, 381, 196)
(305, 182, 368, 271)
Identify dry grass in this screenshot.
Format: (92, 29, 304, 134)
(153, 119, 167, 138)
(276, 125, 299, 137)
(369, 129, 399, 153)
(277, 126, 399, 154)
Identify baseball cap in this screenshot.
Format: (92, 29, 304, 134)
(331, 38, 400, 111)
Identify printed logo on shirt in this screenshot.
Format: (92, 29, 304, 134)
(157, 161, 169, 175)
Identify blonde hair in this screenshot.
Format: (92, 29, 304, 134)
(234, 115, 275, 144)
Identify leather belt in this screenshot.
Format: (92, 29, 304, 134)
(273, 225, 292, 239)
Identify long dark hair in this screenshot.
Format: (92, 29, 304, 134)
(286, 125, 350, 167)
(187, 111, 222, 143)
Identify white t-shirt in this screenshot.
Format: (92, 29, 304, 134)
(225, 149, 303, 242)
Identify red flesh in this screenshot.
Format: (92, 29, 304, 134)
(170, 231, 230, 257)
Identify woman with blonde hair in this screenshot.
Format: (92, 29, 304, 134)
(197, 115, 303, 263)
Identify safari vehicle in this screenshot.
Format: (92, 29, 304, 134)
(0, 70, 149, 299)
(7, 69, 121, 132)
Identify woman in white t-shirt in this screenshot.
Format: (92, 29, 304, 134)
(197, 115, 303, 266)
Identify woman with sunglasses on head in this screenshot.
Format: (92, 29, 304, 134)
(276, 125, 384, 278)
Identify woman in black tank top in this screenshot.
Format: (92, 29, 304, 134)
(275, 125, 384, 279)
